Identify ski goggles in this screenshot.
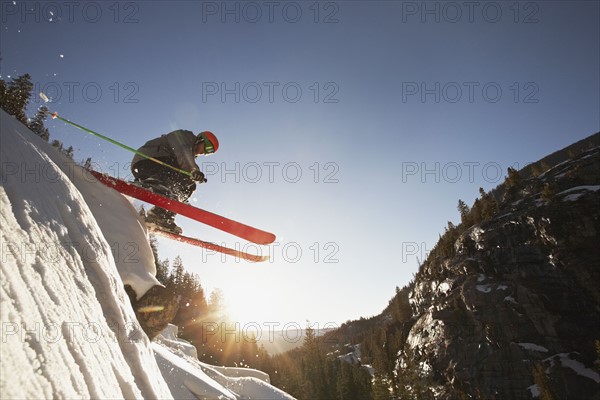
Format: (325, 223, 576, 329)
(197, 132, 215, 154)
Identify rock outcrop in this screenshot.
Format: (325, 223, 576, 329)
(402, 142, 600, 399)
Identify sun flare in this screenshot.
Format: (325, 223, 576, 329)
(224, 290, 272, 326)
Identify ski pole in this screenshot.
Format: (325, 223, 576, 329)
(46, 110, 192, 177)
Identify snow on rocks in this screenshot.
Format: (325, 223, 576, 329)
(152, 343, 238, 400)
(406, 311, 446, 358)
(558, 185, 600, 202)
(475, 284, 493, 293)
(544, 353, 600, 383)
(437, 280, 453, 295)
(153, 327, 295, 399)
(517, 343, 549, 353)
(528, 384, 541, 398)
(470, 226, 486, 250)
(474, 275, 509, 294)
(504, 295, 518, 304)
(476, 283, 510, 293)
(337, 343, 364, 365)
(410, 278, 455, 313)
(156, 324, 199, 359)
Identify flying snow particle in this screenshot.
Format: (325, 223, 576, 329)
(59, 54, 64, 58)
(39, 92, 50, 103)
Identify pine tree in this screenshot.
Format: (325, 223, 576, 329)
(336, 360, 355, 400)
(531, 163, 543, 177)
(148, 235, 169, 284)
(506, 167, 521, 187)
(478, 187, 498, 221)
(301, 322, 328, 399)
(171, 256, 185, 286)
(208, 288, 225, 319)
(63, 145, 74, 159)
(504, 167, 522, 202)
(28, 105, 50, 141)
(51, 139, 63, 152)
(372, 373, 392, 400)
(163, 256, 208, 334)
(441, 221, 459, 259)
(389, 286, 412, 327)
(395, 348, 435, 400)
(0, 79, 7, 108)
(471, 198, 483, 224)
(541, 182, 556, 203)
(457, 199, 471, 226)
(146, 245, 209, 341)
(532, 363, 556, 400)
(1, 74, 33, 124)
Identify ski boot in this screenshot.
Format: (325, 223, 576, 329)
(144, 207, 183, 235)
(125, 285, 180, 340)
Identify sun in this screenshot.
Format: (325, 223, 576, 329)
(224, 288, 272, 326)
(207, 265, 300, 333)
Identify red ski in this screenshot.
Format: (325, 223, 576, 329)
(87, 170, 276, 245)
(150, 228, 269, 262)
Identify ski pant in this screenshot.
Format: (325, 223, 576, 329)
(131, 159, 196, 203)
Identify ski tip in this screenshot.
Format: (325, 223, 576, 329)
(246, 254, 270, 263)
(254, 232, 276, 245)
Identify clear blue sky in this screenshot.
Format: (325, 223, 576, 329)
(2, 1, 598, 329)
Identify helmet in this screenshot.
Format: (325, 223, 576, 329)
(197, 131, 219, 154)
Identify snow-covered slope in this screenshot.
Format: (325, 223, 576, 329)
(0, 110, 294, 399)
(153, 325, 294, 399)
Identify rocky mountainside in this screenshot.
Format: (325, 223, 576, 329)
(321, 134, 600, 399)
(404, 137, 600, 399)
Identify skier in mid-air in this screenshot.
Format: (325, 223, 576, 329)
(131, 130, 219, 234)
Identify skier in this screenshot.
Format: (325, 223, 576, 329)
(131, 129, 219, 234)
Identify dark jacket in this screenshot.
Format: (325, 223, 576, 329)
(132, 130, 198, 172)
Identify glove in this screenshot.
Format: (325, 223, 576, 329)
(190, 169, 207, 183)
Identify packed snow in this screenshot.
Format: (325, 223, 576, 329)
(0, 110, 294, 399)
